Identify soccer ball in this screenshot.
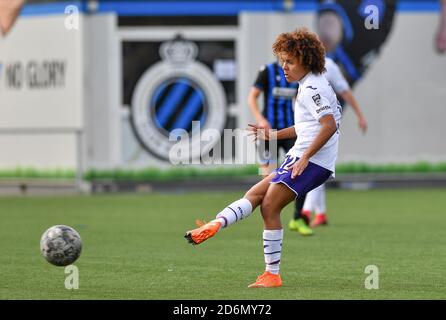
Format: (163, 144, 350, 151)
(40, 225, 82, 266)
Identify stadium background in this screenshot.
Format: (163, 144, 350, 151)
(0, 0, 445, 301)
(1, 0, 445, 186)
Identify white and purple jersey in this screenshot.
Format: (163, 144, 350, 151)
(287, 72, 342, 176)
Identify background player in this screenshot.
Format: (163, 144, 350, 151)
(436, 0, 446, 53)
(297, 56, 368, 228)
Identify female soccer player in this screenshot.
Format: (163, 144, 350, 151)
(185, 28, 342, 288)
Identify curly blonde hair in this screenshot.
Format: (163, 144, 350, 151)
(272, 28, 326, 74)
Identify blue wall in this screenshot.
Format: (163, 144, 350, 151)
(21, 0, 441, 16)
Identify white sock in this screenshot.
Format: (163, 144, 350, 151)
(263, 229, 283, 275)
(212, 198, 253, 229)
(303, 189, 316, 212)
(314, 184, 326, 214)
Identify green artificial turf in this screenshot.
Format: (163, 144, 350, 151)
(0, 189, 445, 299)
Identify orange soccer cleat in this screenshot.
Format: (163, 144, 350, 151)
(248, 271, 282, 288)
(195, 219, 206, 227)
(184, 220, 221, 245)
(311, 214, 328, 227)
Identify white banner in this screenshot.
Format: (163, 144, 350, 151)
(0, 14, 84, 169)
(0, 15, 83, 129)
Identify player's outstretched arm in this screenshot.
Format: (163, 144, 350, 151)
(276, 126, 297, 140)
(248, 87, 271, 130)
(339, 90, 367, 134)
(247, 124, 296, 141)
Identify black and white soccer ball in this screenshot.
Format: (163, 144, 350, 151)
(40, 225, 82, 266)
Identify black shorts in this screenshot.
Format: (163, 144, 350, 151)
(257, 138, 295, 165)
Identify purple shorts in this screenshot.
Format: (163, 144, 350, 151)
(271, 155, 332, 198)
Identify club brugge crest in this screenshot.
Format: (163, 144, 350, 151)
(131, 36, 227, 161)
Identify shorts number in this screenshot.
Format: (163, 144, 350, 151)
(277, 155, 298, 174)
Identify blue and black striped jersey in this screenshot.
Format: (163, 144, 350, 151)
(253, 62, 298, 130)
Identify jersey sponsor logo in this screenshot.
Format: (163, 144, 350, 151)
(312, 93, 322, 106)
(306, 86, 317, 90)
(316, 105, 331, 114)
(130, 36, 226, 161)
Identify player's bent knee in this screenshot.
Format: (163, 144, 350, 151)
(260, 198, 278, 219)
(244, 190, 264, 208)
